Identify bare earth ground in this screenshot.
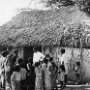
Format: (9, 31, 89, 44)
(63, 87, 89, 90)
(57, 85, 90, 90)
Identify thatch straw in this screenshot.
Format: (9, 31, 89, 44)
(0, 6, 90, 48)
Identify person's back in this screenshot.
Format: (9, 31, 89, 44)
(18, 58, 27, 90)
(11, 71, 21, 81)
(11, 65, 21, 90)
(33, 48, 45, 64)
(20, 68, 27, 80)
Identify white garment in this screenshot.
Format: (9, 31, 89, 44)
(61, 54, 68, 74)
(0, 56, 6, 67)
(0, 56, 6, 74)
(11, 71, 21, 82)
(59, 72, 65, 82)
(33, 51, 45, 63)
(20, 68, 27, 80)
(61, 54, 68, 64)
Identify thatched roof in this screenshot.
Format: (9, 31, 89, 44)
(0, 6, 90, 48)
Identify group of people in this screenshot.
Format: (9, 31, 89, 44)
(0, 48, 81, 90)
(31, 48, 68, 90)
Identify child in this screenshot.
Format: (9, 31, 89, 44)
(74, 62, 80, 84)
(59, 65, 65, 89)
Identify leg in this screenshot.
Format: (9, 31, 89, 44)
(64, 74, 67, 87)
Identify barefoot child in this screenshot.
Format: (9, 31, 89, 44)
(59, 65, 65, 89)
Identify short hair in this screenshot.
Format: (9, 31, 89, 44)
(49, 57, 53, 62)
(18, 58, 23, 64)
(2, 51, 9, 57)
(33, 47, 38, 52)
(45, 54, 50, 58)
(61, 49, 65, 54)
(35, 62, 40, 67)
(62, 61, 64, 64)
(76, 62, 80, 66)
(43, 58, 48, 64)
(14, 65, 20, 72)
(14, 50, 18, 55)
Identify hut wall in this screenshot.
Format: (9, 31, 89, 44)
(43, 46, 90, 83)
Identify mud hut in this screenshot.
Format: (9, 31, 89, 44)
(0, 6, 90, 82)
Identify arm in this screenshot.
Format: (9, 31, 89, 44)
(11, 72, 16, 84)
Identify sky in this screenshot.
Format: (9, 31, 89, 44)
(0, 0, 49, 26)
(0, 0, 30, 26)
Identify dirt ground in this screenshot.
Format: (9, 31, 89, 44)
(62, 86, 90, 90)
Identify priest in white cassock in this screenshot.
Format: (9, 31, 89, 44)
(33, 47, 45, 64)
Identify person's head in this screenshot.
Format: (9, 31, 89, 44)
(43, 58, 48, 64)
(35, 62, 40, 67)
(45, 54, 50, 60)
(2, 50, 9, 57)
(62, 61, 64, 65)
(33, 47, 38, 52)
(61, 49, 65, 55)
(57, 57, 59, 62)
(76, 61, 80, 66)
(18, 58, 23, 65)
(39, 60, 43, 65)
(28, 57, 32, 63)
(14, 50, 18, 55)
(49, 57, 53, 62)
(14, 65, 20, 72)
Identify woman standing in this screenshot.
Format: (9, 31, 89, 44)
(11, 65, 21, 90)
(35, 62, 43, 90)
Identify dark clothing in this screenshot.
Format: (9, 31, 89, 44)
(60, 81, 64, 89)
(64, 74, 67, 83)
(21, 80, 27, 90)
(5, 54, 17, 90)
(60, 64, 65, 72)
(27, 66, 36, 90)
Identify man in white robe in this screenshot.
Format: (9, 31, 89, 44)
(33, 48, 45, 64)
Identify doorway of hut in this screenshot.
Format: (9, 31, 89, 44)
(24, 46, 42, 64)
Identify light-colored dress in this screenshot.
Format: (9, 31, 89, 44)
(11, 71, 21, 90)
(0, 56, 6, 87)
(35, 66, 43, 90)
(44, 62, 52, 90)
(59, 71, 65, 82)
